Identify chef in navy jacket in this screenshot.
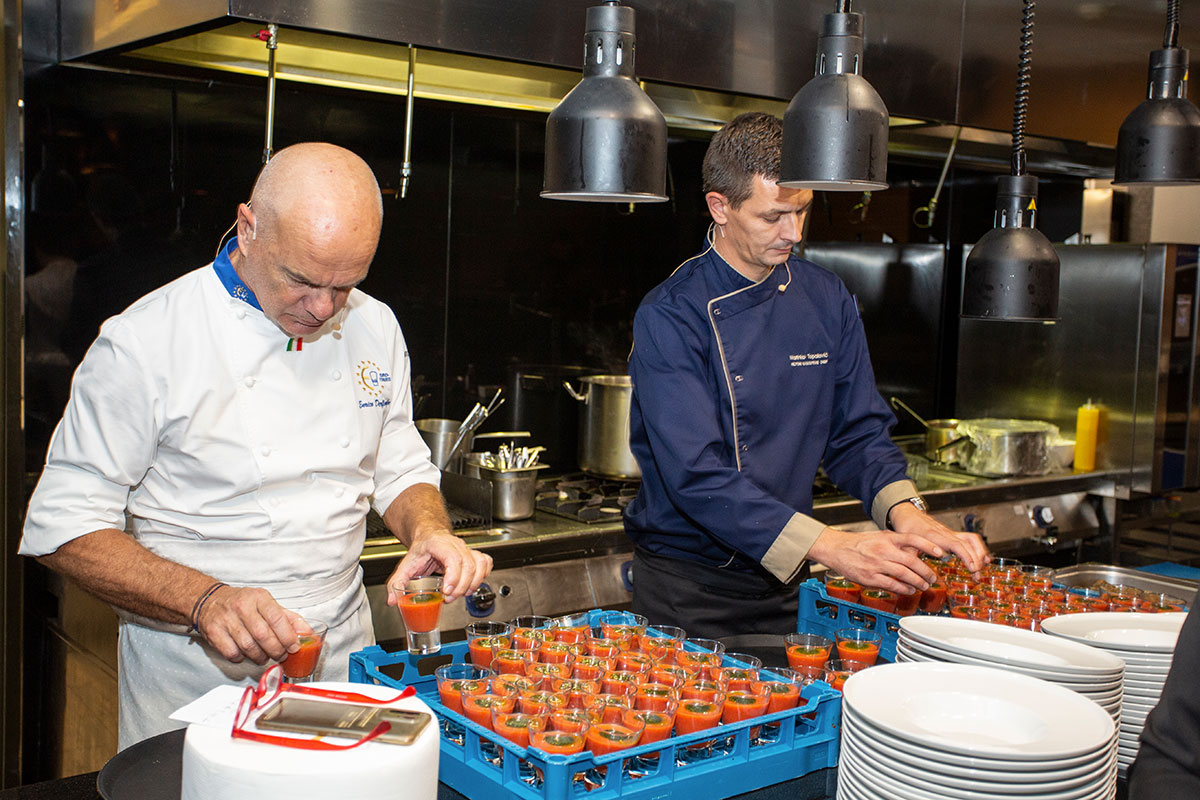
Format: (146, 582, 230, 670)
(625, 113, 988, 638)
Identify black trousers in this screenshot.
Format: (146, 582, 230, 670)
(631, 548, 806, 641)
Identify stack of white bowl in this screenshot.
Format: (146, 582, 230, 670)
(1041, 612, 1186, 777)
(837, 662, 1118, 800)
(896, 616, 1126, 722)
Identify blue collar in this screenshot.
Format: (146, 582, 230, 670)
(212, 237, 262, 310)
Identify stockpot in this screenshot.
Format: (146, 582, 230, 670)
(940, 418, 1060, 477)
(563, 375, 641, 479)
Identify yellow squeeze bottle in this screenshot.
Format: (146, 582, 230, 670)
(1074, 400, 1100, 472)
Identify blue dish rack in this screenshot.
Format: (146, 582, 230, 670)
(797, 579, 908, 662)
(799, 575, 1191, 664)
(349, 610, 841, 800)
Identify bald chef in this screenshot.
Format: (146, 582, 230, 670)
(20, 142, 492, 748)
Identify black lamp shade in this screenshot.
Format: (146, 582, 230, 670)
(1114, 48, 1200, 185)
(779, 10, 888, 191)
(961, 175, 1060, 321)
(541, 3, 668, 202)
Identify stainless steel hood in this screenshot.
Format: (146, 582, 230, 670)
(33, 1, 1199, 173)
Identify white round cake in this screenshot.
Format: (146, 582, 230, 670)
(181, 682, 438, 800)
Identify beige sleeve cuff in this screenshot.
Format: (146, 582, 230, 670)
(870, 479, 921, 530)
(760, 512, 828, 583)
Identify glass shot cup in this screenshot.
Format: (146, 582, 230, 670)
(823, 659, 870, 692)
(638, 625, 686, 660)
(595, 610, 649, 642)
(585, 713, 646, 755)
(529, 711, 591, 755)
(834, 628, 883, 666)
(465, 620, 514, 667)
(547, 611, 591, 644)
(783, 632, 833, 680)
(281, 619, 328, 683)
(397, 576, 444, 655)
(675, 638, 726, 672)
(707, 652, 762, 689)
(491, 709, 548, 748)
(509, 615, 554, 650)
(721, 681, 772, 724)
(435, 663, 493, 714)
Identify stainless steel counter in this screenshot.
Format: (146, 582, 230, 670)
(361, 465, 1119, 570)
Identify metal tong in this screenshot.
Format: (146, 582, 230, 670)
(444, 388, 505, 467)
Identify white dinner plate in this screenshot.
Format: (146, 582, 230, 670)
(1107, 649, 1175, 665)
(842, 663, 1116, 760)
(841, 702, 1117, 773)
(1041, 613, 1187, 653)
(900, 618, 1126, 674)
(841, 711, 1112, 783)
(840, 732, 1114, 796)
(839, 744, 1117, 800)
(895, 641, 1125, 692)
(1122, 695, 1159, 710)
(894, 636, 1126, 682)
(1120, 667, 1172, 682)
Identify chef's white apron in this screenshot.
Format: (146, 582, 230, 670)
(117, 563, 374, 748)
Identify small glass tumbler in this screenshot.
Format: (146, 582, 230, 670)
(281, 620, 328, 683)
(398, 576, 444, 654)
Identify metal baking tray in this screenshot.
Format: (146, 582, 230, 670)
(1053, 563, 1197, 605)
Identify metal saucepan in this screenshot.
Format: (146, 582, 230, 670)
(937, 418, 1061, 477)
(889, 397, 961, 464)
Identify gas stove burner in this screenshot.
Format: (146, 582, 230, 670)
(536, 474, 640, 523)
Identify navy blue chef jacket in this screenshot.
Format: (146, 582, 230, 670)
(624, 242, 919, 584)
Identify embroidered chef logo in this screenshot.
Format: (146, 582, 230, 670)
(790, 352, 829, 367)
(357, 360, 392, 397)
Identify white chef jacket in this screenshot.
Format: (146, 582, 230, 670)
(20, 256, 440, 748)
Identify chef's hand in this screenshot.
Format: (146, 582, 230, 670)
(886, 502, 990, 575)
(807, 521, 987, 596)
(385, 530, 493, 606)
(195, 585, 310, 665)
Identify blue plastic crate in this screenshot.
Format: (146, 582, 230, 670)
(349, 610, 841, 800)
(797, 579, 905, 662)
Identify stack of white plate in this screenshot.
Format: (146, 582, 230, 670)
(1041, 612, 1187, 777)
(838, 662, 1118, 800)
(896, 616, 1126, 723)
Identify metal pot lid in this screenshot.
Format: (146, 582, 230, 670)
(582, 375, 632, 387)
(958, 418, 1059, 436)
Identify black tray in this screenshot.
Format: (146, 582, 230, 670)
(96, 728, 184, 800)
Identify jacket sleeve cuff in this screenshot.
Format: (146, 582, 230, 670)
(760, 512, 828, 583)
(871, 479, 921, 530)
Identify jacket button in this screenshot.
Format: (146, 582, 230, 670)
(334, 487, 346, 498)
(332, 370, 342, 381)
(735, 375, 744, 382)
(260, 446, 271, 457)
(339, 436, 351, 448)
(713, 308, 721, 316)
(741, 444, 749, 452)
(236, 309, 247, 320)
(244, 376, 256, 388)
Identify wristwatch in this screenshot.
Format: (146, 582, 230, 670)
(887, 496, 929, 530)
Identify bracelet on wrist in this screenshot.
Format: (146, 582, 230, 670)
(188, 581, 228, 635)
